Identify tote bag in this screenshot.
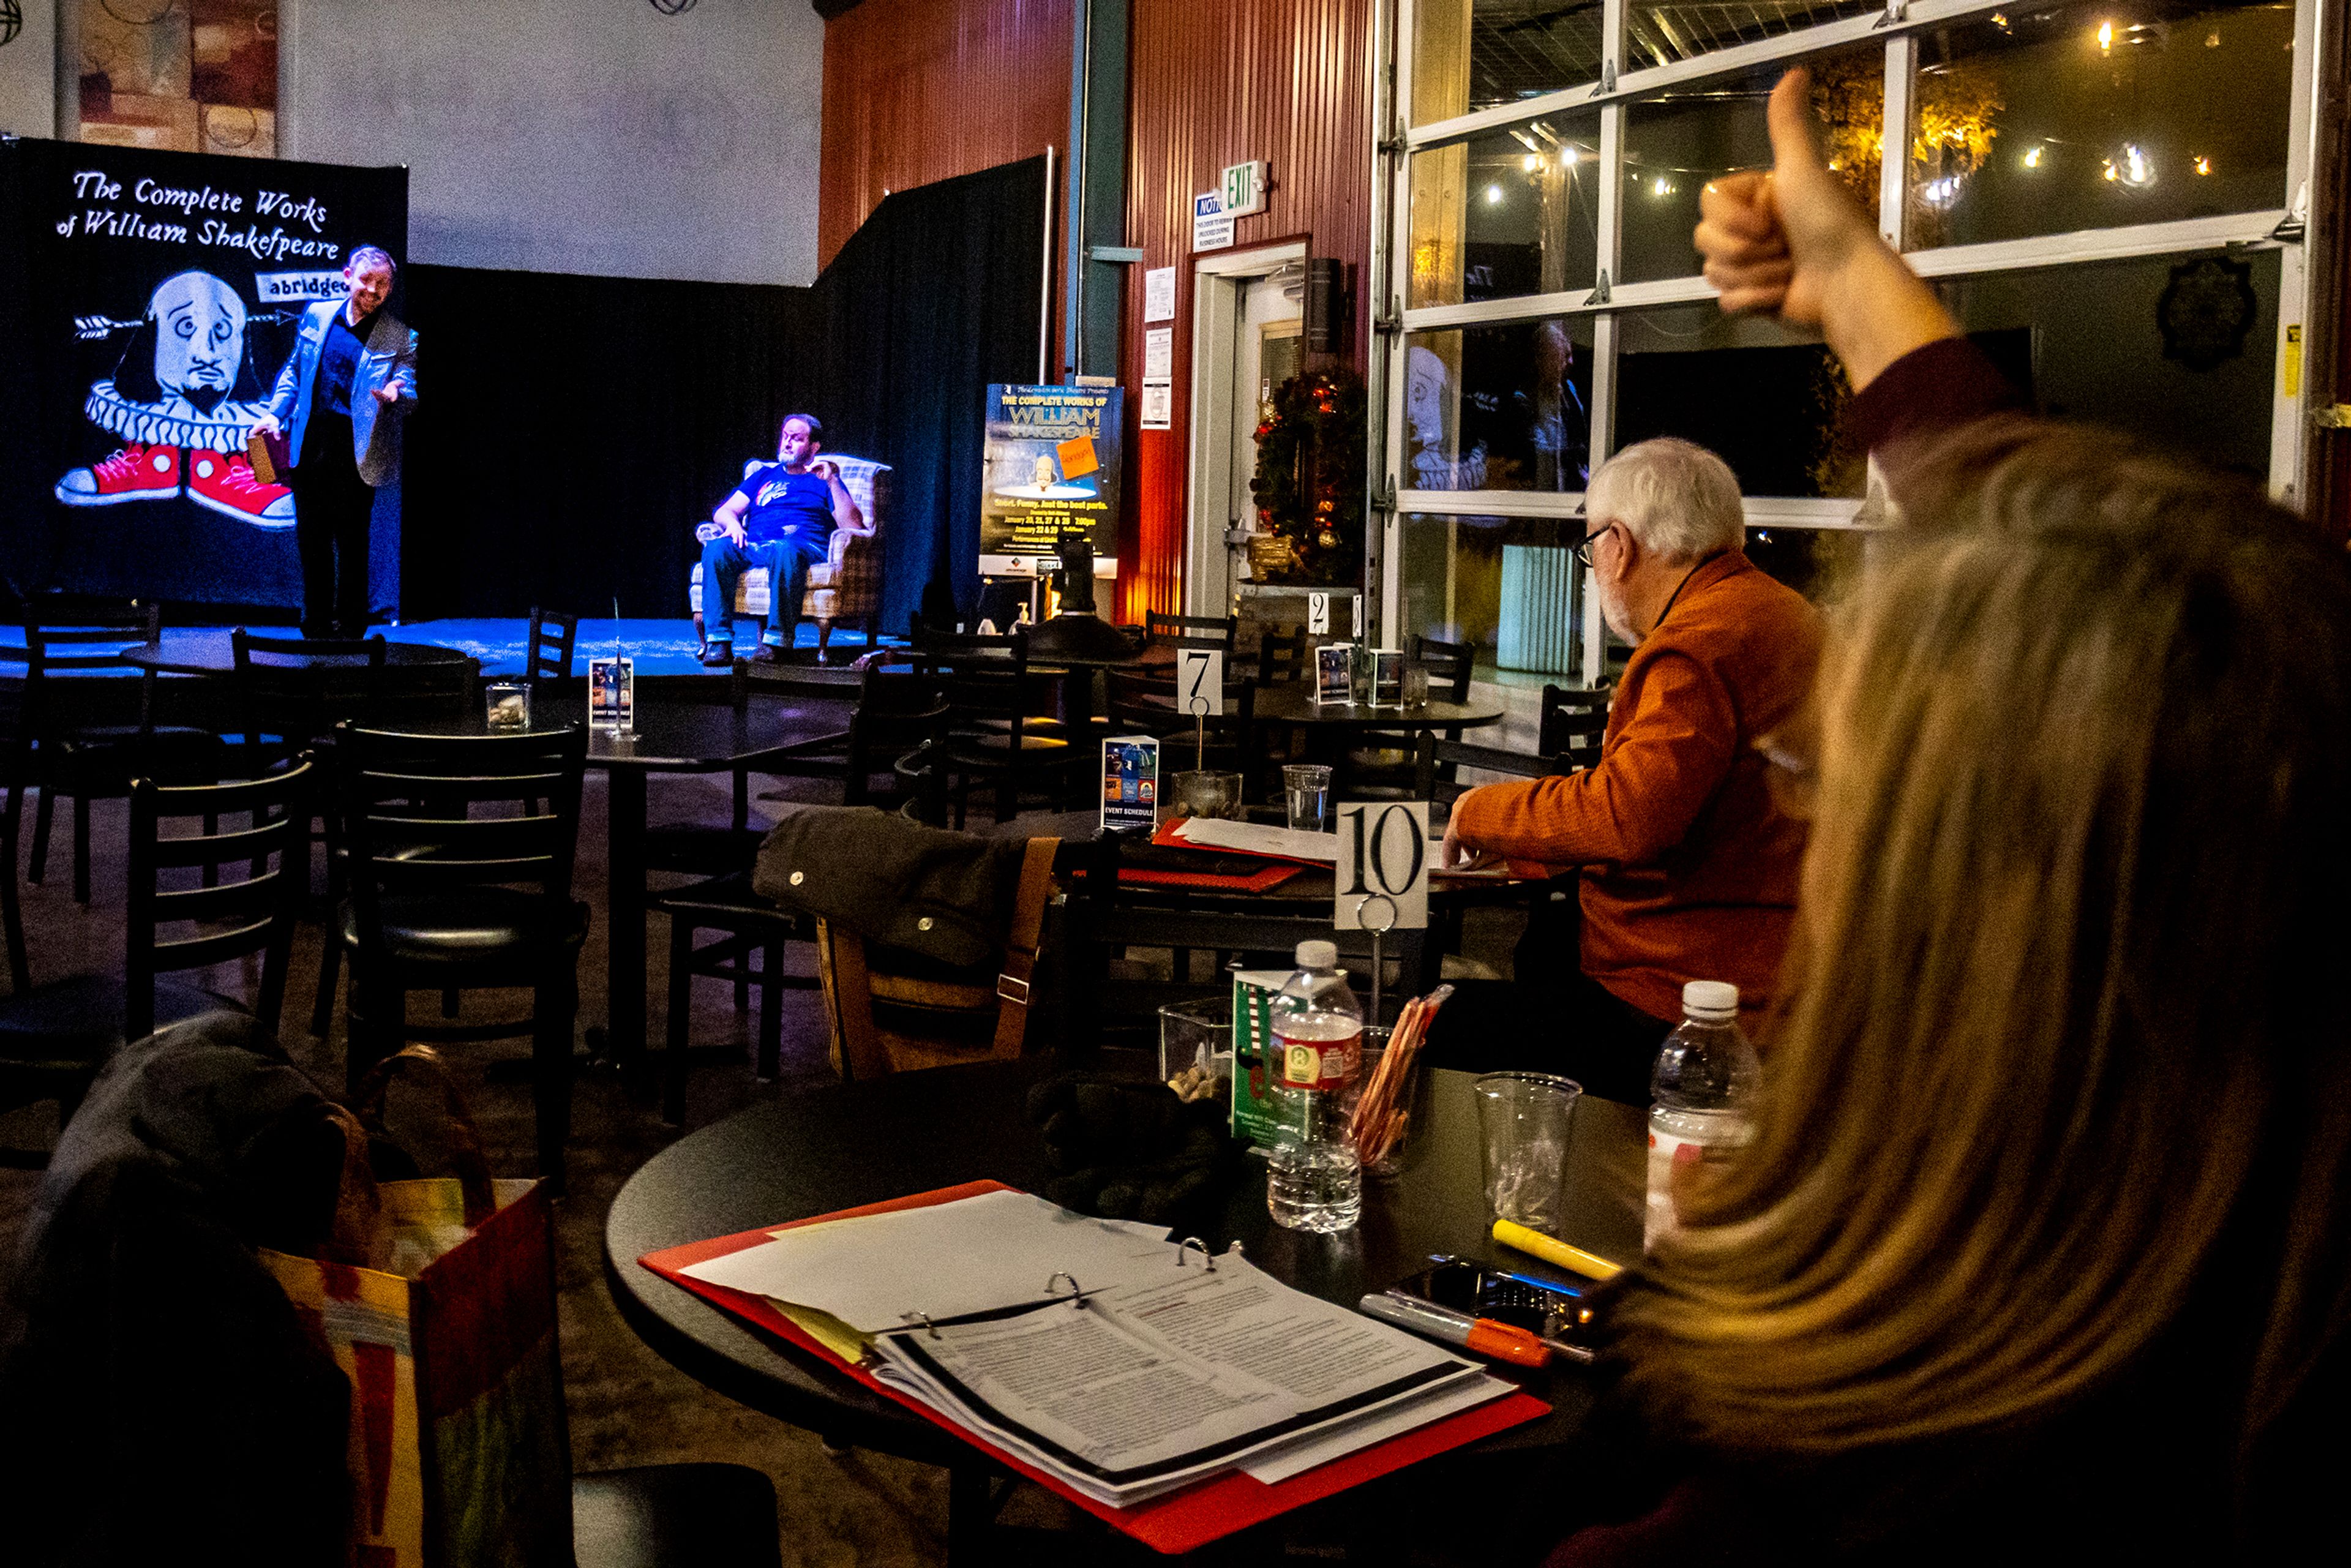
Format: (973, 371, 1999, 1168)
(260, 1048, 572, 1568)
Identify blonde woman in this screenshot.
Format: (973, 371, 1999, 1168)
(1545, 72, 2351, 1562)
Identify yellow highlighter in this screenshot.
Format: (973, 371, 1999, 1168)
(1492, 1219, 1624, 1283)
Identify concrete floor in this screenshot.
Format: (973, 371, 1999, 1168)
(0, 768, 961, 1568)
(1, 766, 1532, 1565)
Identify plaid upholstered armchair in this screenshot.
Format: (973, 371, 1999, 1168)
(688, 452, 888, 658)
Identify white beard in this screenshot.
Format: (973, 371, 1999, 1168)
(1599, 576, 1638, 645)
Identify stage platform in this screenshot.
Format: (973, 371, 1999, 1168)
(0, 618, 883, 678)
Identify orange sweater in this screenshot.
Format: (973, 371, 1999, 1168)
(1452, 550, 1821, 1022)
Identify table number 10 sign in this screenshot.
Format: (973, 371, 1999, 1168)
(1334, 801, 1429, 931)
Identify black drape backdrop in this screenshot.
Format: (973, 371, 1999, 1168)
(399, 156, 1045, 631)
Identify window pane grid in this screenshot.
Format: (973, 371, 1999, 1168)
(1382, 0, 2315, 614)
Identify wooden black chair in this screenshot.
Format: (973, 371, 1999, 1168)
(640, 658, 863, 882)
(12, 605, 229, 905)
(1104, 665, 1264, 788)
(231, 628, 388, 760)
(1145, 610, 1237, 654)
(1539, 681, 1612, 770)
(1251, 623, 1310, 686)
(654, 665, 951, 1122)
(1343, 633, 1479, 798)
(525, 607, 580, 688)
(334, 722, 590, 1190)
(1412, 732, 1578, 808)
(0, 756, 313, 1163)
(910, 623, 1080, 825)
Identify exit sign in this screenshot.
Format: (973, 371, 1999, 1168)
(1220, 160, 1267, 218)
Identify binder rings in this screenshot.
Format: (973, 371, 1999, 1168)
(639, 1180, 1550, 1553)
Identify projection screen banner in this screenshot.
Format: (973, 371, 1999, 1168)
(0, 138, 409, 610)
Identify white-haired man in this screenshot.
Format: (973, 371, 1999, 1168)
(1437, 437, 1821, 1100)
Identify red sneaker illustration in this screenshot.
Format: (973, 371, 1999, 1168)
(54, 442, 180, 506)
(186, 448, 296, 529)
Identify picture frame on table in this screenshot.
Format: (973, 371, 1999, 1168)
(1314, 642, 1355, 707)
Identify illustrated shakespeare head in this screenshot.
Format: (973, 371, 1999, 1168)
(113, 270, 266, 413)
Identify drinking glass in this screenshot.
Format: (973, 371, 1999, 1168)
(1474, 1071, 1582, 1232)
(1283, 763, 1332, 833)
(1402, 665, 1431, 709)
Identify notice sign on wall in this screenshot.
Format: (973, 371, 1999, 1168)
(1192, 190, 1234, 253)
(980, 383, 1124, 576)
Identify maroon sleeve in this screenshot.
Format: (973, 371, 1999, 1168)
(1847, 336, 2028, 457)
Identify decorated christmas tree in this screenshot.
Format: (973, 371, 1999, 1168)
(1248, 366, 1366, 587)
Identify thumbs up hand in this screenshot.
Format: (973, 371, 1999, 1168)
(1694, 69, 1959, 393)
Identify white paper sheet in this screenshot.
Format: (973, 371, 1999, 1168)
(1241, 1374, 1514, 1483)
(678, 1190, 1172, 1333)
(868, 1256, 1482, 1507)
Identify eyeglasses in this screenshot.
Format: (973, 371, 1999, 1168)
(1571, 520, 1614, 569)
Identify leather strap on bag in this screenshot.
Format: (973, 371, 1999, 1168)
(317, 1104, 385, 1267)
(991, 836, 1061, 1058)
(351, 1044, 498, 1228)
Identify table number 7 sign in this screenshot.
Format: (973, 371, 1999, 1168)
(1175, 647, 1224, 716)
(1335, 801, 1428, 931)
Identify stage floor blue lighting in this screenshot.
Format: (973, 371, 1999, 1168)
(0, 618, 880, 677)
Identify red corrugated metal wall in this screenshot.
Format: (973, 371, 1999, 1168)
(820, 0, 1073, 271)
(818, 0, 1374, 618)
(1117, 0, 1376, 621)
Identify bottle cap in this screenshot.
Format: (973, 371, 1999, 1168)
(1682, 980, 1739, 1020)
(1297, 940, 1338, 969)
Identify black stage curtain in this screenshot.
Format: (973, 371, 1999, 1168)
(399, 155, 1044, 629)
(397, 267, 822, 622)
(806, 156, 1049, 631)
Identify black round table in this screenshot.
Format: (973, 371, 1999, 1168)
(605, 1059, 1643, 1473)
(115, 628, 474, 677)
(1250, 684, 1505, 734)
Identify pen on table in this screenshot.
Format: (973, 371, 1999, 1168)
(1357, 1292, 1551, 1368)
(1491, 1219, 1624, 1283)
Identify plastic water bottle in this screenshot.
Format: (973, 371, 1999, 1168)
(1645, 980, 1761, 1250)
(1266, 940, 1365, 1232)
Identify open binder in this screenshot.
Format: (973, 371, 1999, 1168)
(639, 1181, 1550, 1553)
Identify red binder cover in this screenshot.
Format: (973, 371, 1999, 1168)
(639, 1180, 1550, 1554)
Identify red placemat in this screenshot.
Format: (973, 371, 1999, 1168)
(639, 1182, 1550, 1554)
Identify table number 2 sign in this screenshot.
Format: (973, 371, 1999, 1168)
(1334, 801, 1429, 931)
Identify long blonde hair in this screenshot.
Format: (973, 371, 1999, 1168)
(1613, 422, 2351, 1466)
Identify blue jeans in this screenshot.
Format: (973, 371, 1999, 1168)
(702, 530, 829, 647)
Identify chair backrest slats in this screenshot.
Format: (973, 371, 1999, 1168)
(1538, 683, 1612, 762)
(336, 724, 588, 955)
(126, 756, 315, 1040)
(526, 608, 580, 685)
(1253, 625, 1309, 686)
(152, 872, 285, 928)
(144, 817, 288, 870)
(1409, 634, 1476, 704)
(1146, 611, 1237, 653)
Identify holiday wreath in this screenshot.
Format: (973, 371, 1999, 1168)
(1248, 366, 1366, 586)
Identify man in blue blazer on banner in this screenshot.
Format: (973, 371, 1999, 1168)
(253, 245, 418, 637)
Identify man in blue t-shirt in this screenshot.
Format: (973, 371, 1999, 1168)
(700, 412, 865, 665)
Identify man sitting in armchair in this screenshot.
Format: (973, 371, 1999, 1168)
(699, 412, 864, 666)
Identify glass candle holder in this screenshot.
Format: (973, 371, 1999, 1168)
(484, 682, 531, 732)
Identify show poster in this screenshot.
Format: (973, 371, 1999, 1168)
(0, 138, 408, 609)
(978, 383, 1123, 576)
